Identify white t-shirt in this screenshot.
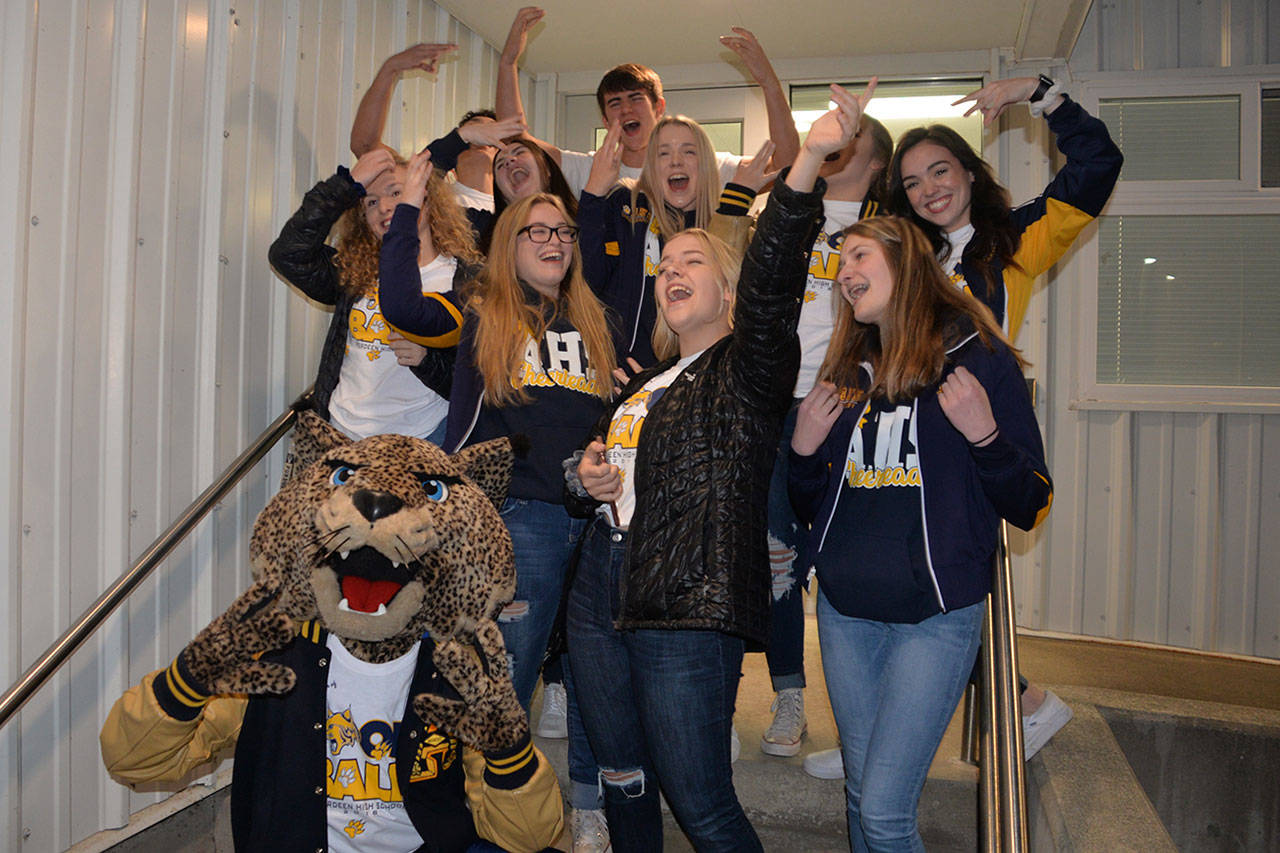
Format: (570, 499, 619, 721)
(793, 198, 865, 398)
(327, 255, 456, 439)
(448, 178, 494, 213)
(559, 149, 744, 198)
(601, 351, 702, 528)
(942, 223, 975, 282)
(325, 635, 424, 853)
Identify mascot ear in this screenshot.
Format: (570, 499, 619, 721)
(454, 435, 526, 510)
(281, 410, 351, 486)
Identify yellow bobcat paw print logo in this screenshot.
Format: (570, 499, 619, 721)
(343, 819, 366, 838)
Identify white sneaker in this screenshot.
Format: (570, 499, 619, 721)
(760, 688, 807, 756)
(730, 724, 741, 763)
(1022, 689, 1072, 760)
(802, 746, 844, 780)
(569, 807, 611, 853)
(534, 681, 568, 739)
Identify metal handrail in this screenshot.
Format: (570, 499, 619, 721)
(968, 521, 1030, 851)
(0, 391, 312, 731)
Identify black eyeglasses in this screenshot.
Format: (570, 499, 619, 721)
(517, 224, 580, 244)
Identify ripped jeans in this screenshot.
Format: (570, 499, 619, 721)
(496, 497, 585, 710)
(567, 518, 762, 853)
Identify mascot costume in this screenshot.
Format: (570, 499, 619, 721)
(100, 412, 563, 852)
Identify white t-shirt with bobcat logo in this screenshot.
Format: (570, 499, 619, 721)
(325, 634, 423, 853)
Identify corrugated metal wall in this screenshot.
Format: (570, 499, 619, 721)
(0, 1, 503, 849)
(1012, 0, 1279, 658)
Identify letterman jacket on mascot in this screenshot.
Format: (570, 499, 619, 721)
(100, 411, 563, 852)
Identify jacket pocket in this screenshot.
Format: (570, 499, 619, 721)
(816, 532, 937, 623)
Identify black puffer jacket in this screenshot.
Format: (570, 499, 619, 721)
(267, 167, 469, 419)
(568, 174, 824, 647)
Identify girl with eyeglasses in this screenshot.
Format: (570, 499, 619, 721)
(383, 160, 618, 729)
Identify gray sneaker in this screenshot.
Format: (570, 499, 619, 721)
(534, 681, 568, 739)
(761, 688, 807, 756)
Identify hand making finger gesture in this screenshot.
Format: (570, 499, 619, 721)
(403, 149, 435, 209)
(583, 121, 624, 196)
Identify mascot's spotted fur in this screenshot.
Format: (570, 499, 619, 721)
(100, 411, 562, 852)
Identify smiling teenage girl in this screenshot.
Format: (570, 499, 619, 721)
(563, 81, 871, 853)
(790, 213, 1052, 852)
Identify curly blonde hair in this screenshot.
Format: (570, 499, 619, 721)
(334, 161, 481, 297)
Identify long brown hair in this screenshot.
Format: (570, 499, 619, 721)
(471, 193, 617, 406)
(819, 216, 1023, 401)
(334, 159, 481, 296)
(887, 125, 1019, 298)
(650, 229, 742, 361)
(633, 116, 719, 242)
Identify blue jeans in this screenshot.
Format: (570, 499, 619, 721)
(496, 498, 599, 809)
(765, 401, 806, 690)
(567, 519, 762, 853)
(817, 589, 984, 853)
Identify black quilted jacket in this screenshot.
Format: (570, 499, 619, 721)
(568, 173, 824, 647)
(267, 168, 471, 419)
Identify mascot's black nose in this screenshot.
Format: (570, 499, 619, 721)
(351, 489, 403, 522)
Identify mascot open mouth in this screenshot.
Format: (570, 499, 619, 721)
(330, 546, 413, 615)
(310, 546, 427, 642)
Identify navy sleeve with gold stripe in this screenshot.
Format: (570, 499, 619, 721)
(378, 203, 466, 347)
(1002, 96, 1123, 334)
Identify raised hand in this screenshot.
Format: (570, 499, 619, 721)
(501, 6, 544, 65)
(403, 149, 434, 209)
(413, 619, 529, 752)
(805, 79, 879, 158)
(937, 366, 999, 445)
(179, 580, 296, 696)
(583, 121, 624, 196)
(792, 381, 844, 456)
(458, 115, 527, 149)
(953, 77, 1044, 126)
(381, 43, 458, 76)
(719, 27, 776, 85)
(731, 138, 779, 192)
(350, 148, 397, 190)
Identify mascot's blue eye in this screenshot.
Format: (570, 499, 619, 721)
(330, 466, 355, 486)
(419, 478, 449, 502)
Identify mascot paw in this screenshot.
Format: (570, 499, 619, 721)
(414, 620, 528, 752)
(181, 580, 297, 697)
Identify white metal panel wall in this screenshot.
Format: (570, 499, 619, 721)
(0, 1, 503, 849)
(1023, 0, 1280, 660)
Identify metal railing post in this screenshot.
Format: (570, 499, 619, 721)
(0, 392, 311, 731)
(990, 521, 1029, 848)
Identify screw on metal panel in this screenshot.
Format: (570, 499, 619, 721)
(223, 130, 230, 138)
(22, 828, 31, 840)
(22, 524, 31, 535)
(137, 237, 144, 245)
(218, 254, 229, 264)
(30, 216, 38, 225)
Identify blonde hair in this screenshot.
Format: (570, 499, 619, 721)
(650, 228, 743, 361)
(819, 216, 1023, 401)
(471, 193, 617, 405)
(633, 116, 720, 242)
(334, 157, 480, 296)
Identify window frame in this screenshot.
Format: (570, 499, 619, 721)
(1069, 73, 1280, 413)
